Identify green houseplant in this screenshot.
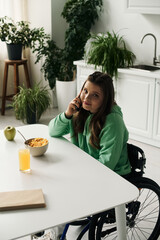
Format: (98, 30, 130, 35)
(35, 0, 103, 89)
(34, 0, 103, 112)
(12, 83, 51, 124)
(35, 39, 62, 89)
(85, 31, 136, 78)
(59, 0, 103, 82)
(0, 16, 49, 60)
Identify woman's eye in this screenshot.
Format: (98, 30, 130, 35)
(93, 94, 99, 98)
(84, 89, 88, 93)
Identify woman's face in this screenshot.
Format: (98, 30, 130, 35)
(80, 81, 104, 113)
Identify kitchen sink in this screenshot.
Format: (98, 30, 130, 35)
(130, 64, 160, 71)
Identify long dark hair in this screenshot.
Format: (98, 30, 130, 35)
(73, 71, 115, 149)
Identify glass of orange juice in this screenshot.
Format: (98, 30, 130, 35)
(19, 149, 30, 173)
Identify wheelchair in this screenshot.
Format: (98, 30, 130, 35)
(60, 143, 160, 240)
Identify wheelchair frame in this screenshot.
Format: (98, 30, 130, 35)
(60, 143, 160, 240)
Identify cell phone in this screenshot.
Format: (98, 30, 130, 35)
(75, 96, 82, 111)
(75, 105, 80, 111)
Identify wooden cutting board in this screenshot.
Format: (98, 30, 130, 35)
(0, 189, 46, 211)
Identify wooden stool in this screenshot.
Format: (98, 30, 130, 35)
(1, 59, 31, 115)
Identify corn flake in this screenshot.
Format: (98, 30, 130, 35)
(29, 138, 48, 147)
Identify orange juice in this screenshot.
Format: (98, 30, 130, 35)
(19, 149, 30, 173)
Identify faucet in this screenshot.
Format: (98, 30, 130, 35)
(141, 33, 160, 65)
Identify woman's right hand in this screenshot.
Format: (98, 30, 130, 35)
(65, 95, 81, 118)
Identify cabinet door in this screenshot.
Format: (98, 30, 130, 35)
(117, 73, 155, 138)
(126, 0, 160, 14)
(76, 65, 97, 94)
(153, 79, 160, 141)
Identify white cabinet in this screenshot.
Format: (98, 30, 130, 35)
(126, 0, 160, 14)
(116, 73, 155, 140)
(117, 72, 160, 147)
(153, 79, 160, 141)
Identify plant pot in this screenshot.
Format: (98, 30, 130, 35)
(56, 80, 76, 112)
(7, 43, 22, 60)
(26, 105, 37, 124)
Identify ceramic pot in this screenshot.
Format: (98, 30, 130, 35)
(26, 104, 37, 124)
(7, 43, 22, 60)
(56, 80, 76, 113)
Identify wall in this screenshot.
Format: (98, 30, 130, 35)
(27, 0, 52, 87)
(91, 0, 160, 65)
(27, 0, 51, 34)
(51, 0, 67, 49)
(27, 0, 67, 86)
(51, 0, 160, 65)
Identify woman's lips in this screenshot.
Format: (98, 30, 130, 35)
(83, 101, 91, 106)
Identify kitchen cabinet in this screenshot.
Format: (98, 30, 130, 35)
(126, 0, 160, 14)
(117, 70, 160, 147)
(153, 79, 160, 142)
(116, 73, 155, 143)
(74, 60, 160, 147)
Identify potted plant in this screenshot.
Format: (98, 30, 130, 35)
(85, 31, 136, 78)
(34, 0, 103, 112)
(35, 39, 62, 90)
(12, 83, 51, 124)
(0, 16, 49, 60)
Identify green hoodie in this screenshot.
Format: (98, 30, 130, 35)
(49, 105, 131, 176)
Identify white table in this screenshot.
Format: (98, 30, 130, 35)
(0, 124, 139, 240)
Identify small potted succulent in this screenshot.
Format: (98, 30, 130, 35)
(0, 16, 49, 60)
(12, 83, 51, 124)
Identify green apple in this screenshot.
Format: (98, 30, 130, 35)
(4, 126, 16, 141)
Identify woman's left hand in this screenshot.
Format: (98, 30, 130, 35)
(65, 95, 81, 118)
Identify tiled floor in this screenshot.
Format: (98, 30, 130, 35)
(0, 107, 160, 240)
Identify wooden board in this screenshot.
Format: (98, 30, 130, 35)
(0, 189, 46, 211)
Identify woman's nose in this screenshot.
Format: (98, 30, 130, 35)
(85, 94, 91, 100)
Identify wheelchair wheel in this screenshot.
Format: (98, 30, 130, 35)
(132, 176, 160, 188)
(69, 218, 91, 240)
(70, 218, 90, 226)
(89, 178, 160, 240)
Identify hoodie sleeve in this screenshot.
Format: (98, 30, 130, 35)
(48, 112, 71, 137)
(98, 113, 128, 171)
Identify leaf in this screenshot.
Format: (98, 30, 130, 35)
(11, 83, 51, 123)
(85, 31, 136, 77)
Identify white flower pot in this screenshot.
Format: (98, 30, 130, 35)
(56, 80, 76, 113)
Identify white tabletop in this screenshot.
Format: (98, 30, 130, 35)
(0, 124, 138, 240)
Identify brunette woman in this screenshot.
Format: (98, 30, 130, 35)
(49, 71, 131, 176)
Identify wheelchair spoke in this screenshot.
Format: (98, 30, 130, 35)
(89, 179, 160, 240)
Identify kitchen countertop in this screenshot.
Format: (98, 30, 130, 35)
(74, 60, 160, 79)
(118, 67, 160, 79)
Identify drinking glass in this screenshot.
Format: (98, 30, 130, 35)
(19, 149, 30, 173)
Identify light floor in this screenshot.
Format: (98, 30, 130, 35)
(0, 107, 160, 240)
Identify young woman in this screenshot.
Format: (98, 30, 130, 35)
(49, 71, 131, 177)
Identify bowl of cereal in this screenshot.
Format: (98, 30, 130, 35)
(25, 138, 48, 157)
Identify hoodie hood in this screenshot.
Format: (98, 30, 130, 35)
(111, 104, 123, 117)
